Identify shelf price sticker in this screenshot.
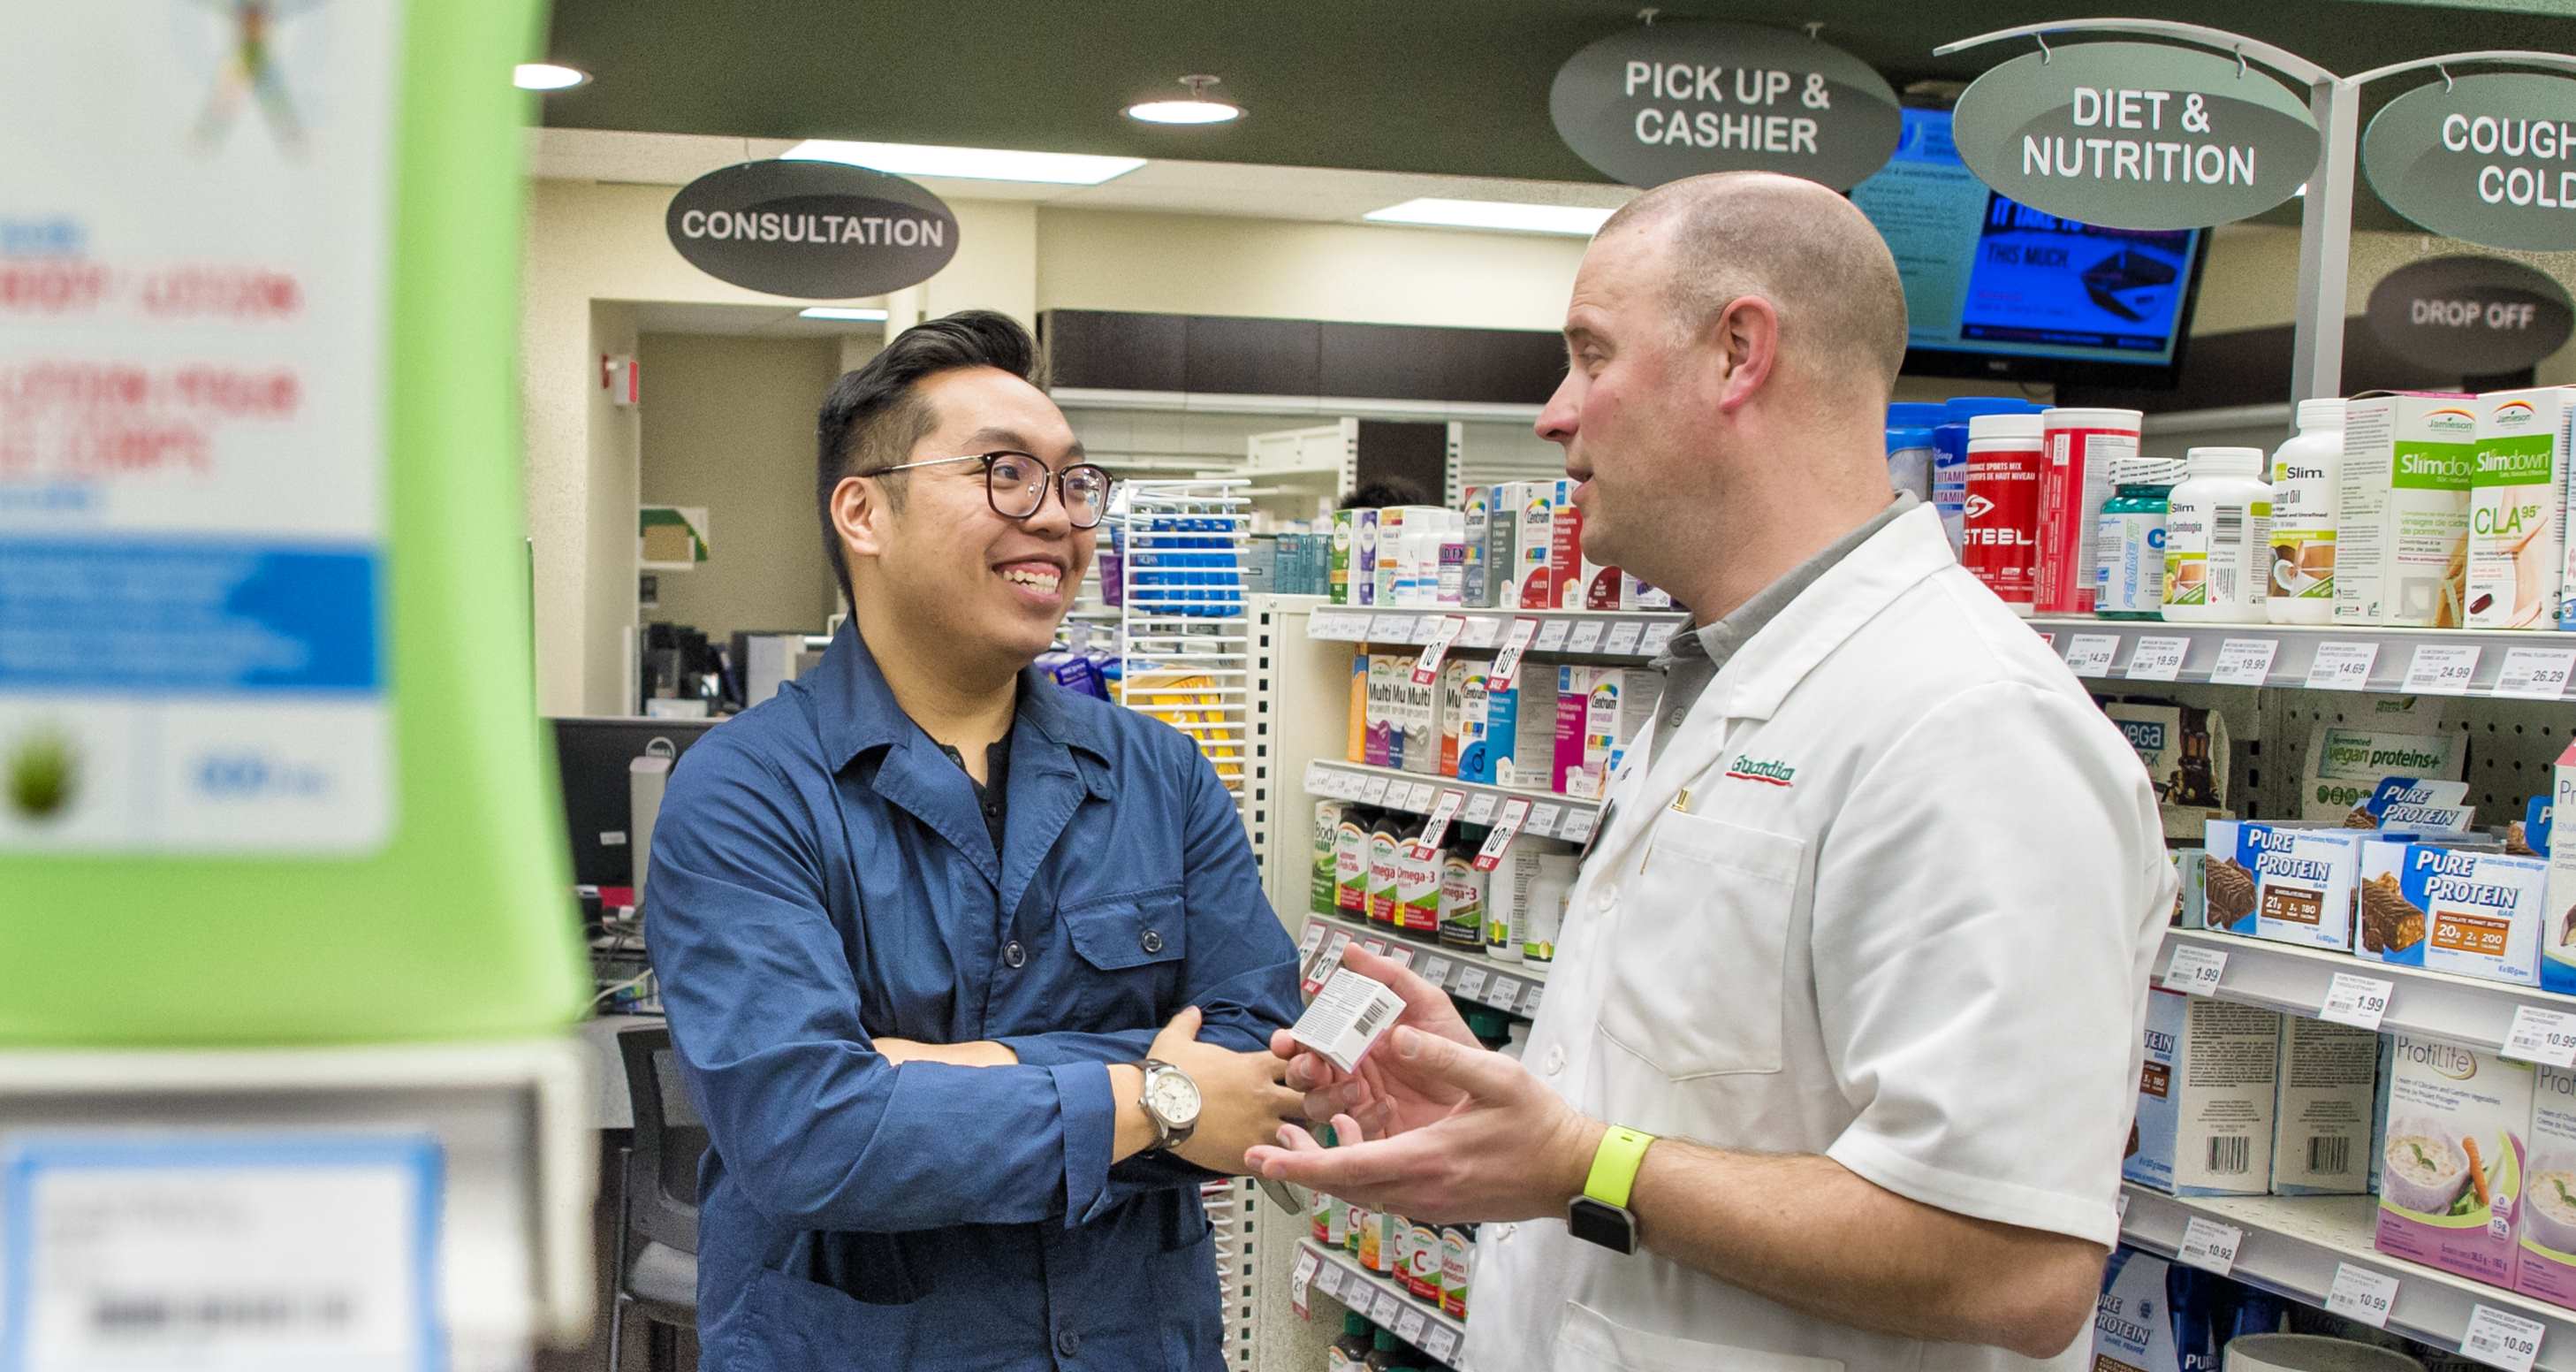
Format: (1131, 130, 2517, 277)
(2403, 644, 2482, 696)
(1296, 924, 1327, 964)
(1461, 792, 1500, 827)
(2306, 641, 2381, 690)
(1533, 619, 1574, 653)
(2161, 944, 2229, 997)
(2210, 638, 2281, 687)
(1307, 610, 1367, 640)
(1639, 622, 1679, 656)
(1369, 613, 1419, 644)
(1423, 1326, 1461, 1363)
(2116, 1192, 2131, 1224)
(1291, 1248, 1318, 1316)
(2177, 1216, 2243, 1275)
(1460, 616, 1508, 650)
(1473, 797, 1534, 872)
(1558, 808, 1599, 846)
(2463, 1303, 2545, 1372)
(2496, 646, 2576, 700)
(1521, 983, 1545, 1015)
(2320, 972, 2395, 1031)
(1361, 775, 1393, 804)
(1412, 615, 1469, 685)
(1486, 978, 1522, 1013)
(2327, 1262, 2399, 1330)
(1376, 1290, 1407, 1326)
(2063, 634, 2122, 677)
(1385, 945, 1417, 971)
(1411, 790, 1466, 856)
(1396, 1307, 1429, 1344)
(1453, 966, 1491, 1001)
(1527, 803, 1565, 839)
(2505, 1006, 2576, 1068)
(1489, 618, 1542, 691)
(1420, 957, 1455, 989)
(1566, 620, 1607, 654)
(1316, 1259, 1346, 1298)
(1604, 621, 1646, 656)
(2125, 635, 2191, 682)
(1303, 760, 1328, 796)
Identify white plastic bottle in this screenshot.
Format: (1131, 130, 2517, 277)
(2267, 399, 2345, 625)
(2162, 446, 2275, 623)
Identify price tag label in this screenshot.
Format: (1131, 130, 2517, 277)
(2496, 646, 2576, 700)
(1420, 957, 1455, 988)
(2462, 1303, 2546, 1372)
(2321, 972, 2395, 1031)
(1362, 775, 1392, 804)
(1291, 1249, 1318, 1315)
(1316, 1261, 1345, 1298)
(1297, 925, 1327, 961)
(1486, 978, 1522, 1012)
(1412, 616, 1468, 685)
(1396, 1307, 1430, 1344)
(1376, 1290, 1407, 1325)
(1640, 622, 1679, 656)
(1459, 616, 1507, 649)
(1558, 808, 1598, 846)
(1528, 803, 1564, 838)
(1303, 760, 1328, 795)
(1414, 790, 1466, 854)
(1566, 620, 1607, 654)
(1473, 797, 1533, 872)
(2116, 1192, 2131, 1224)
(2306, 641, 2381, 690)
(2178, 1216, 2242, 1274)
(1424, 1326, 1461, 1363)
(1386, 946, 1417, 971)
(2210, 637, 2280, 687)
(2063, 634, 2121, 677)
(2505, 1006, 2576, 1067)
(1533, 619, 1572, 653)
(1489, 618, 1542, 691)
(2161, 943, 2229, 997)
(1460, 792, 1500, 827)
(1305, 611, 1358, 640)
(1521, 983, 1545, 1015)
(1362, 940, 1388, 957)
(2037, 631, 2057, 648)
(1604, 621, 1645, 656)
(1370, 613, 1419, 644)
(2125, 635, 2191, 682)
(2326, 1262, 2398, 1330)
(1453, 966, 1490, 1001)
(2404, 644, 2482, 696)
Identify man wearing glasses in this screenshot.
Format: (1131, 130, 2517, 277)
(646, 310, 1304, 1371)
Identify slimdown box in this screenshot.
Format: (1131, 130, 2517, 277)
(2271, 1015, 2381, 1196)
(2471, 385, 2572, 629)
(2337, 392, 2476, 628)
(2377, 1033, 2531, 1289)
(2124, 988, 2280, 1196)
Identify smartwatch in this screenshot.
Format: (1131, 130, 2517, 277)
(1136, 1058, 1202, 1151)
(1567, 1124, 1657, 1254)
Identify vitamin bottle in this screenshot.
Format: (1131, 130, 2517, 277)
(1962, 412, 2046, 615)
(2267, 398, 2346, 626)
(2162, 447, 2275, 623)
(1327, 1314, 1372, 1372)
(2093, 459, 2188, 621)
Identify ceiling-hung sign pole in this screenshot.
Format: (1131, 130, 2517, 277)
(1936, 20, 2349, 406)
(2349, 52, 2576, 254)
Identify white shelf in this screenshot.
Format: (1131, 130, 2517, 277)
(1300, 1239, 1469, 1368)
(1303, 760, 1602, 844)
(1305, 606, 1686, 661)
(2028, 616, 2576, 699)
(1300, 911, 1549, 1019)
(2119, 1185, 2576, 1368)
(2154, 929, 2576, 1056)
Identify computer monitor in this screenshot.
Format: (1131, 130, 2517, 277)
(549, 715, 721, 887)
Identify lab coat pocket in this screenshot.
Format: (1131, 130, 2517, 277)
(1598, 811, 1803, 1079)
(1553, 1298, 1845, 1372)
(1060, 885, 1189, 1024)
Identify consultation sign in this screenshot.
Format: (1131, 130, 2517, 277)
(666, 160, 959, 299)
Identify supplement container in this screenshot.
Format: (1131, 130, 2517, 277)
(2268, 398, 2345, 625)
(2163, 447, 2275, 623)
(1934, 398, 2043, 557)
(2095, 458, 2188, 621)
(1521, 853, 1578, 963)
(2036, 406, 2146, 613)
(1886, 401, 1945, 505)
(1963, 412, 2047, 615)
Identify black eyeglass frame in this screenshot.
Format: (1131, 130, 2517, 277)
(861, 451, 1114, 529)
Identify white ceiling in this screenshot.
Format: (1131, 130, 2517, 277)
(631, 301, 887, 338)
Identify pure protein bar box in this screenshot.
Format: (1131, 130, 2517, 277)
(2203, 820, 2366, 952)
(2125, 988, 2279, 1197)
(2358, 838, 2547, 987)
(2520, 1065, 2576, 1312)
(2376, 1033, 2530, 1288)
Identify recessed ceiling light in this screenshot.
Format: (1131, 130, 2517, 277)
(1126, 75, 1243, 126)
(783, 139, 1144, 186)
(513, 63, 590, 92)
(1363, 198, 1616, 237)
(798, 308, 890, 323)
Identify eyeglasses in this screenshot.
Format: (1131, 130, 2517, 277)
(862, 450, 1115, 530)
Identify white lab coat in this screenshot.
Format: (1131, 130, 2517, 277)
(1463, 504, 2174, 1372)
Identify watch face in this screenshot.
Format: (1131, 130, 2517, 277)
(1568, 1198, 1638, 1255)
(1150, 1069, 1203, 1125)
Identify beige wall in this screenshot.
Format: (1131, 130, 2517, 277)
(581, 301, 640, 718)
(638, 333, 844, 644)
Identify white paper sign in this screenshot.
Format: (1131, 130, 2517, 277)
(1558, 808, 1598, 846)
(2496, 646, 2576, 700)
(2306, 641, 2381, 690)
(1414, 790, 1466, 854)
(2161, 944, 2229, 997)
(1603, 621, 1646, 656)
(2178, 1216, 2242, 1274)
(2320, 972, 2395, 1031)
(1473, 797, 1533, 872)
(1308, 611, 1367, 640)
(2126, 636, 2191, 682)
(1424, 1326, 1462, 1363)
(1453, 966, 1491, 1001)
(2210, 637, 2280, 687)
(1566, 621, 1607, 654)
(1370, 614, 1418, 644)
(2326, 1262, 2398, 1330)
(1639, 622, 1679, 656)
(2116, 1192, 2131, 1224)
(1291, 1248, 1318, 1314)
(1303, 760, 1328, 796)
(1396, 1307, 1429, 1344)
(1489, 618, 1541, 691)
(2462, 1303, 2545, 1372)
(1528, 803, 1564, 838)
(1376, 1290, 1406, 1325)
(2505, 1006, 2576, 1068)
(1459, 616, 1507, 649)
(1486, 978, 1522, 1012)
(1521, 983, 1546, 1015)
(1385, 945, 1417, 971)
(1420, 957, 1455, 988)
(1533, 619, 1572, 652)
(2404, 644, 2482, 696)
(1461, 792, 1500, 827)
(1362, 775, 1392, 804)
(1316, 1261, 1346, 1297)
(2063, 634, 2121, 676)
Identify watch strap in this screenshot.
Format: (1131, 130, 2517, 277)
(1584, 1124, 1657, 1211)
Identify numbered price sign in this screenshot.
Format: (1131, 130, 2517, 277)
(2326, 1263, 2398, 1330)
(1419, 957, 1455, 988)
(1316, 1261, 1345, 1298)
(2462, 1302, 2545, 1372)
(2495, 646, 2576, 700)
(1396, 1307, 1429, 1344)
(2402, 644, 2481, 696)
(2306, 641, 2380, 690)
(1291, 1249, 1318, 1315)
(1532, 619, 1573, 653)
(1459, 616, 1508, 650)
(2209, 637, 2280, 687)
(2063, 634, 2121, 677)
(2320, 972, 2395, 1031)
(2177, 1216, 2243, 1275)
(1527, 803, 1564, 838)
(1412, 615, 1468, 685)
(2160, 944, 2229, 997)
(1603, 621, 1645, 656)
(1639, 622, 1679, 656)
(1413, 790, 1466, 855)
(2506, 1006, 2576, 1068)
(1423, 1326, 1462, 1363)
(1473, 798, 1534, 872)
(2125, 635, 2190, 682)
(1461, 792, 1500, 827)
(1486, 979, 1521, 1013)
(1489, 618, 1541, 691)
(1453, 966, 1491, 1001)
(1566, 620, 1607, 654)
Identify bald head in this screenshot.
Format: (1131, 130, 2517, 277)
(1596, 172, 1908, 402)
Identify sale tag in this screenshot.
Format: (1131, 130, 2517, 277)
(1489, 618, 1542, 691)
(1558, 808, 1598, 846)
(1533, 619, 1572, 652)
(2404, 644, 2481, 696)
(2496, 646, 2576, 700)
(1461, 792, 1500, 827)
(1459, 616, 1507, 649)
(1486, 978, 1521, 1013)
(1604, 621, 1645, 656)
(1566, 620, 1607, 654)
(1453, 966, 1490, 1001)
(2038, 631, 2057, 648)
(2320, 972, 2395, 1031)
(1420, 957, 1454, 989)
(1473, 798, 1534, 872)
(2063, 634, 2121, 677)
(2126, 635, 2190, 682)
(1397, 1307, 1429, 1344)
(2462, 1303, 2545, 1372)
(2306, 641, 2381, 690)
(1528, 803, 1564, 838)
(1521, 983, 1545, 1015)
(1424, 1326, 1461, 1363)
(1412, 615, 1468, 684)
(1291, 1248, 1318, 1316)
(1369, 614, 1418, 644)
(1639, 622, 1679, 656)
(1412, 789, 1466, 856)
(2178, 1216, 2242, 1274)
(2161, 944, 2229, 997)
(2506, 1006, 2576, 1067)
(2326, 1262, 2398, 1330)
(2210, 637, 2280, 687)
(1362, 775, 1392, 804)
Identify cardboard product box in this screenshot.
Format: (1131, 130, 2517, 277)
(2358, 838, 2547, 986)
(2373, 1033, 2396, 1197)
(2378, 1033, 2531, 1289)
(2272, 1015, 2382, 1196)
(2471, 385, 2572, 629)
(1374, 506, 1409, 610)
(1495, 667, 1560, 793)
(1578, 553, 1623, 611)
(2125, 988, 2282, 1196)
(2521, 1065, 2576, 1311)
(1483, 484, 1520, 611)
(2177, 847, 2207, 928)
(1311, 799, 1346, 918)
(1330, 509, 1354, 605)
(1624, 573, 1676, 612)
(1552, 665, 1590, 797)
(2102, 700, 2230, 842)
(1364, 654, 1400, 768)
(2298, 695, 2466, 821)
(2543, 740, 2576, 996)
(1398, 660, 1441, 776)
(2203, 819, 2367, 952)
(1562, 667, 1651, 801)
(1461, 485, 1494, 608)
(1352, 507, 1379, 607)
(2337, 392, 2476, 628)
(1346, 651, 1368, 763)
(1550, 488, 1586, 609)
(1509, 481, 1559, 610)
(1438, 659, 1470, 779)
(2091, 1247, 2290, 1372)
(1455, 662, 1505, 786)
(2353, 776, 2477, 833)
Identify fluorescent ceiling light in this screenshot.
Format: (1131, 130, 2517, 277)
(513, 63, 589, 92)
(799, 308, 890, 322)
(1364, 198, 1615, 237)
(783, 139, 1143, 186)
(1126, 98, 1242, 125)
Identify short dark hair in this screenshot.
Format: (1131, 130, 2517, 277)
(1339, 479, 1432, 511)
(815, 309, 1043, 606)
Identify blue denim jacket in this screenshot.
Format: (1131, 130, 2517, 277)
(645, 623, 1299, 1371)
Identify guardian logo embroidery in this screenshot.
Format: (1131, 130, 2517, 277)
(1723, 754, 1797, 788)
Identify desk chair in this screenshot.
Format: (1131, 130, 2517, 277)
(609, 1025, 704, 1372)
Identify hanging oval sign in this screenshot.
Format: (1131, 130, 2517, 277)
(1950, 42, 2321, 230)
(665, 160, 958, 299)
(1548, 21, 1903, 190)
(2367, 255, 2575, 374)
(2364, 72, 2576, 253)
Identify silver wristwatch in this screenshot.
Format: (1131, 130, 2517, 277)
(1136, 1058, 1203, 1151)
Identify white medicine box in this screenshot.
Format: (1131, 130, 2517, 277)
(2125, 987, 2281, 1197)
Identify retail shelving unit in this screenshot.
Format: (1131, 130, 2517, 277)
(1119, 479, 1255, 814)
(1295, 911, 1550, 1020)
(2151, 929, 2576, 1058)
(1295, 1239, 1470, 1367)
(2027, 616, 2576, 700)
